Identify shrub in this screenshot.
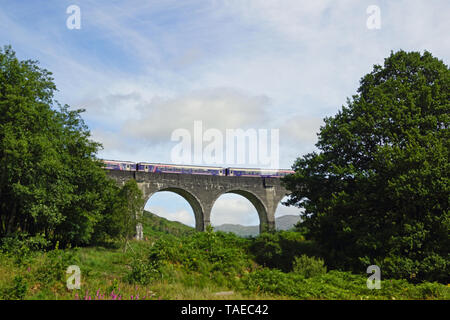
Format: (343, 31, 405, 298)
(240, 268, 308, 298)
(0, 233, 49, 265)
(0, 276, 28, 300)
(241, 268, 450, 300)
(249, 231, 321, 272)
(148, 228, 252, 278)
(35, 245, 79, 285)
(126, 256, 160, 285)
(378, 253, 449, 283)
(292, 255, 327, 278)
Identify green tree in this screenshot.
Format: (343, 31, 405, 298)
(283, 50, 449, 282)
(112, 179, 144, 251)
(0, 45, 116, 246)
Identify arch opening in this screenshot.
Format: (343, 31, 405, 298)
(210, 191, 268, 237)
(144, 188, 203, 231)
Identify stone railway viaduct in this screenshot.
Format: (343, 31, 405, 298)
(106, 170, 291, 239)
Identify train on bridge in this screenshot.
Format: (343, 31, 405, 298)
(102, 160, 294, 178)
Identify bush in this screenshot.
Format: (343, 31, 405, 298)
(241, 268, 450, 300)
(0, 233, 49, 264)
(240, 268, 302, 297)
(292, 255, 327, 278)
(148, 228, 252, 278)
(126, 256, 160, 285)
(0, 276, 28, 300)
(249, 231, 321, 272)
(377, 254, 449, 284)
(35, 245, 79, 285)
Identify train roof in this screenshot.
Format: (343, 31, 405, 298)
(101, 159, 137, 164)
(137, 162, 224, 170)
(227, 167, 294, 172)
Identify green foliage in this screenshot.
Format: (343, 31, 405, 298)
(94, 179, 145, 246)
(292, 255, 327, 278)
(0, 233, 49, 264)
(0, 275, 28, 300)
(241, 269, 450, 300)
(148, 228, 252, 277)
(0, 45, 118, 247)
(116, 179, 144, 241)
(107, 278, 120, 293)
(35, 245, 80, 285)
(283, 50, 450, 282)
(249, 231, 320, 272)
(126, 256, 160, 285)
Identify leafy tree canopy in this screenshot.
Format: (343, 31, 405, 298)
(283, 50, 449, 282)
(0, 45, 119, 246)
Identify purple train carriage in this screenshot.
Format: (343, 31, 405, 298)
(102, 159, 136, 171)
(225, 167, 295, 177)
(137, 162, 226, 176)
(101, 159, 294, 178)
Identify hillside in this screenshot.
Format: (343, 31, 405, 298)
(142, 210, 195, 238)
(213, 215, 301, 237)
(275, 215, 301, 230)
(142, 213, 301, 238)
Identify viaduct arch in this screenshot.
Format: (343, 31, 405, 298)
(106, 170, 290, 239)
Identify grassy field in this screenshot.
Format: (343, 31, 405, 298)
(0, 212, 448, 300)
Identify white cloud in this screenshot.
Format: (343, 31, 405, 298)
(211, 194, 303, 226)
(211, 194, 259, 226)
(121, 87, 271, 142)
(280, 115, 323, 146)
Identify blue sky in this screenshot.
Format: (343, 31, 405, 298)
(1, 0, 448, 227)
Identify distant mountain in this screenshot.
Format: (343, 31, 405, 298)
(214, 215, 301, 237)
(213, 224, 259, 237)
(142, 210, 301, 238)
(275, 215, 301, 231)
